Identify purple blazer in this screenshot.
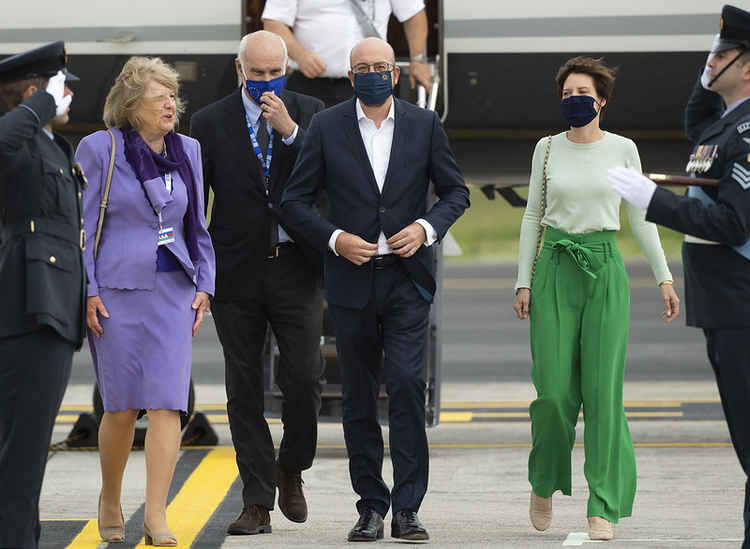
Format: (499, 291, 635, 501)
(76, 128, 215, 296)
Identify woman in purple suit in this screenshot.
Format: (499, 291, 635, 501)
(76, 57, 215, 546)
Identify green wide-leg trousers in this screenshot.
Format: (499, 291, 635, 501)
(528, 227, 636, 523)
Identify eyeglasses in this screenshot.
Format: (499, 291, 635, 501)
(351, 62, 394, 74)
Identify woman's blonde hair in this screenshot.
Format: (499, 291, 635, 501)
(103, 56, 184, 129)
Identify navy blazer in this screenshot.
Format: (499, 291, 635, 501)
(190, 89, 324, 300)
(281, 97, 470, 309)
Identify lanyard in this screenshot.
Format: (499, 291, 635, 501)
(244, 110, 274, 187)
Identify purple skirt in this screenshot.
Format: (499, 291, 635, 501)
(89, 271, 195, 413)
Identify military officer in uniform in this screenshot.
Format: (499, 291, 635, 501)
(606, 5, 750, 546)
(0, 42, 86, 549)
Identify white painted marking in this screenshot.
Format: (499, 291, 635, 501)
(562, 532, 603, 546)
(442, 230, 463, 256)
(563, 534, 743, 546)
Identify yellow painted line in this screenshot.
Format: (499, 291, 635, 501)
(443, 277, 683, 290)
(473, 412, 529, 418)
(64, 519, 100, 548)
(55, 411, 686, 426)
(634, 442, 731, 448)
(439, 411, 473, 422)
(196, 404, 228, 411)
(441, 400, 695, 409)
(321, 442, 732, 449)
(59, 404, 94, 412)
(54, 414, 279, 426)
(134, 447, 238, 548)
(623, 401, 685, 407)
(627, 411, 683, 418)
(443, 401, 532, 408)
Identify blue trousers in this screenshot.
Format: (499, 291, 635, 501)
(704, 328, 750, 549)
(329, 262, 430, 518)
(0, 327, 73, 549)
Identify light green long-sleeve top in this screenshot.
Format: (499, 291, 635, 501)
(515, 131, 672, 291)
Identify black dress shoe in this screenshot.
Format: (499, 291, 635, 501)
(227, 504, 272, 535)
(391, 510, 429, 541)
(347, 508, 384, 542)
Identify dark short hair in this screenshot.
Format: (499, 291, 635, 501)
(555, 56, 618, 103)
(0, 76, 46, 108)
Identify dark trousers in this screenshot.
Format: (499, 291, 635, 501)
(704, 328, 750, 549)
(0, 327, 74, 549)
(329, 262, 430, 518)
(286, 71, 354, 109)
(212, 248, 324, 510)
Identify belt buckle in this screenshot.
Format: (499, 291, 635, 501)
(267, 245, 280, 259)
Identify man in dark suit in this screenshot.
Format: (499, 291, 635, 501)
(282, 37, 469, 542)
(190, 31, 324, 535)
(607, 5, 750, 546)
(0, 42, 86, 549)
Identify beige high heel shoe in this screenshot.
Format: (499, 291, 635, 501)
(529, 491, 553, 531)
(588, 516, 614, 540)
(143, 523, 177, 546)
(98, 493, 125, 543)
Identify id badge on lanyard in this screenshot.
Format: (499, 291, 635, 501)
(157, 172, 175, 245)
(244, 111, 274, 197)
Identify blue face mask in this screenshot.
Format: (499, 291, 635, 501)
(560, 95, 600, 127)
(353, 71, 393, 106)
(244, 74, 286, 104)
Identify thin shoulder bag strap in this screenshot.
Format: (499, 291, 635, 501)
(94, 129, 116, 261)
(347, 0, 382, 38)
(530, 135, 552, 283)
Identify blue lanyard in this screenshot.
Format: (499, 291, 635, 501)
(244, 111, 274, 183)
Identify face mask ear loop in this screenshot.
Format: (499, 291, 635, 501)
(708, 48, 746, 88)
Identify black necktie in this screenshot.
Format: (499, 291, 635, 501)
(256, 113, 278, 251)
(256, 113, 269, 156)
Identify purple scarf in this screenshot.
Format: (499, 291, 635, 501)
(122, 127, 201, 269)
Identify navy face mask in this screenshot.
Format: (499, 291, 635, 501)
(560, 95, 600, 127)
(353, 71, 393, 106)
(244, 74, 286, 104)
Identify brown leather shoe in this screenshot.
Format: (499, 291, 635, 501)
(226, 504, 272, 535)
(276, 462, 308, 523)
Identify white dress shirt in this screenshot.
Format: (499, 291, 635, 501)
(241, 88, 298, 243)
(328, 98, 436, 256)
(262, 0, 424, 78)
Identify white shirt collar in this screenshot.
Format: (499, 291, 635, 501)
(241, 88, 263, 126)
(356, 97, 395, 124)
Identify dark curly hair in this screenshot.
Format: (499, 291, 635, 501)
(555, 56, 618, 104)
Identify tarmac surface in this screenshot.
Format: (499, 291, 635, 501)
(38, 259, 745, 548)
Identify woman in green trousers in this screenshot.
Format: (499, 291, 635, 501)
(512, 57, 681, 541)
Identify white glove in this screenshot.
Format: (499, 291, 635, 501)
(45, 70, 72, 116)
(700, 34, 721, 89)
(607, 166, 657, 210)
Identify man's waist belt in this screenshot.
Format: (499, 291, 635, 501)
(2, 219, 85, 249)
(373, 254, 398, 269)
(267, 242, 298, 259)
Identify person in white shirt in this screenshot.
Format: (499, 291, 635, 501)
(281, 37, 469, 543)
(263, 0, 431, 107)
